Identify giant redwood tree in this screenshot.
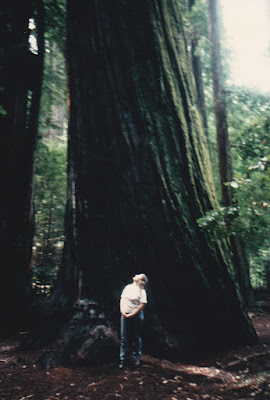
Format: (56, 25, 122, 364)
(48, 0, 257, 362)
(0, 0, 44, 325)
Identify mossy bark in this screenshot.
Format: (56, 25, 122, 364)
(62, 0, 257, 360)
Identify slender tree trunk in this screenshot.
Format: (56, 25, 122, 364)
(186, 0, 209, 141)
(44, 0, 257, 365)
(0, 0, 44, 327)
(207, 0, 253, 306)
(207, 0, 232, 205)
(44, 193, 54, 258)
(52, 64, 78, 302)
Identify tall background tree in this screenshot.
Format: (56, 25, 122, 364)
(0, 0, 44, 326)
(32, 0, 67, 291)
(185, 0, 209, 140)
(207, 0, 253, 305)
(42, 0, 257, 364)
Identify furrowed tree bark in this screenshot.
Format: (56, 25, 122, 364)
(47, 0, 257, 365)
(0, 0, 44, 327)
(207, 0, 253, 306)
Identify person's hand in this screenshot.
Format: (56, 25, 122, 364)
(125, 313, 134, 319)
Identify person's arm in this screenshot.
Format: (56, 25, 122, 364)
(120, 297, 127, 318)
(125, 302, 146, 318)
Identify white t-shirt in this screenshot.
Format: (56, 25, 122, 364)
(120, 282, 147, 315)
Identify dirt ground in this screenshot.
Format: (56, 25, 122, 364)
(1, 298, 270, 400)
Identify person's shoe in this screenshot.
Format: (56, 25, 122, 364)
(119, 361, 125, 369)
(134, 359, 140, 366)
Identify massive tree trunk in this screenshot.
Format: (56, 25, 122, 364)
(0, 0, 44, 327)
(46, 0, 257, 364)
(207, 0, 253, 307)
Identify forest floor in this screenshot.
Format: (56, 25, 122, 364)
(1, 293, 270, 400)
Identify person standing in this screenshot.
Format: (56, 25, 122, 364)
(119, 273, 148, 368)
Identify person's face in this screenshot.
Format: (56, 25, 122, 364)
(133, 273, 142, 281)
(133, 274, 145, 286)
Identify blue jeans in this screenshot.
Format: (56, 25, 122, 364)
(120, 311, 144, 362)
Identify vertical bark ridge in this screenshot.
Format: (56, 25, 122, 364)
(149, 0, 216, 218)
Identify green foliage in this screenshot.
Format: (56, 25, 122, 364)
(39, 0, 67, 141)
(0, 104, 7, 116)
(227, 91, 270, 266)
(233, 114, 270, 287)
(187, 0, 209, 39)
(38, 43, 67, 140)
(227, 86, 270, 151)
(44, 0, 66, 53)
(197, 205, 237, 237)
(198, 113, 270, 288)
(33, 140, 67, 285)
